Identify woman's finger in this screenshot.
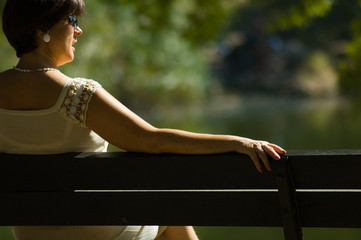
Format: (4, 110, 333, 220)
(249, 151, 263, 173)
(262, 144, 281, 160)
(268, 143, 287, 154)
(257, 144, 272, 171)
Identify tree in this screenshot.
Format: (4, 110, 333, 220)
(252, 0, 361, 102)
(213, 0, 361, 100)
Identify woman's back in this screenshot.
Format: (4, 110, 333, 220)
(0, 71, 108, 154)
(0, 70, 67, 111)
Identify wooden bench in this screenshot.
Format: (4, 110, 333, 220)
(1, 150, 361, 240)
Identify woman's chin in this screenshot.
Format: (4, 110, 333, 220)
(58, 56, 75, 67)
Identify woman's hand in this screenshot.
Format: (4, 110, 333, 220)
(237, 138, 286, 173)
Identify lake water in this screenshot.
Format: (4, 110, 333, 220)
(146, 96, 361, 151)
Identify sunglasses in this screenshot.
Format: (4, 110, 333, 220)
(68, 15, 78, 28)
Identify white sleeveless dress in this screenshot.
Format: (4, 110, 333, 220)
(0, 78, 159, 240)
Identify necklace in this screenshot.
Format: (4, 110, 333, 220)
(13, 66, 59, 73)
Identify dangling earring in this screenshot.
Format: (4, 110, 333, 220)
(43, 33, 50, 43)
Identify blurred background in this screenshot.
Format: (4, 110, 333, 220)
(1, 0, 361, 239)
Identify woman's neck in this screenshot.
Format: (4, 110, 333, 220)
(17, 51, 58, 70)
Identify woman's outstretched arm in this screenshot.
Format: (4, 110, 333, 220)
(86, 87, 286, 173)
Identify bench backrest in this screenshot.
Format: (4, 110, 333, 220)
(1, 150, 361, 240)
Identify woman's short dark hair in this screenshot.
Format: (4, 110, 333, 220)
(2, 0, 85, 58)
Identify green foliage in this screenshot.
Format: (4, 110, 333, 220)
(339, 29, 361, 87)
(230, 0, 361, 104)
(264, 0, 334, 31)
(267, 0, 361, 104)
(179, 0, 241, 45)
(72, 0, 204, 109)
(336, 10, 361, 104)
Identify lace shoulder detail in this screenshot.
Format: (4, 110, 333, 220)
(60, 78, 101, 127)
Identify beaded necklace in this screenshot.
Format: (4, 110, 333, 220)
(13, 66, 59, 72)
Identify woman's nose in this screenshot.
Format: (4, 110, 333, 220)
(74, 26, 83, 37)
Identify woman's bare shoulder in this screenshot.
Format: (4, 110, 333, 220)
(0, 69, 71, 110)
(0, 70, 18, 105)
(0, 69, 14, 83)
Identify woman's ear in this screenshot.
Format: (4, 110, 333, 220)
(35, 29, 45, 44)
(35, 29, 51, 45)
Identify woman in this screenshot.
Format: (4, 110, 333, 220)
(0, 0, 286, 240)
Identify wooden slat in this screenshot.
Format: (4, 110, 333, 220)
(288, 150, 361, 189)
(297, 192, 361, 228)
(0, 192, 282, 226)
(1, 192, 360, 227)
(0, 152, 278, 191)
